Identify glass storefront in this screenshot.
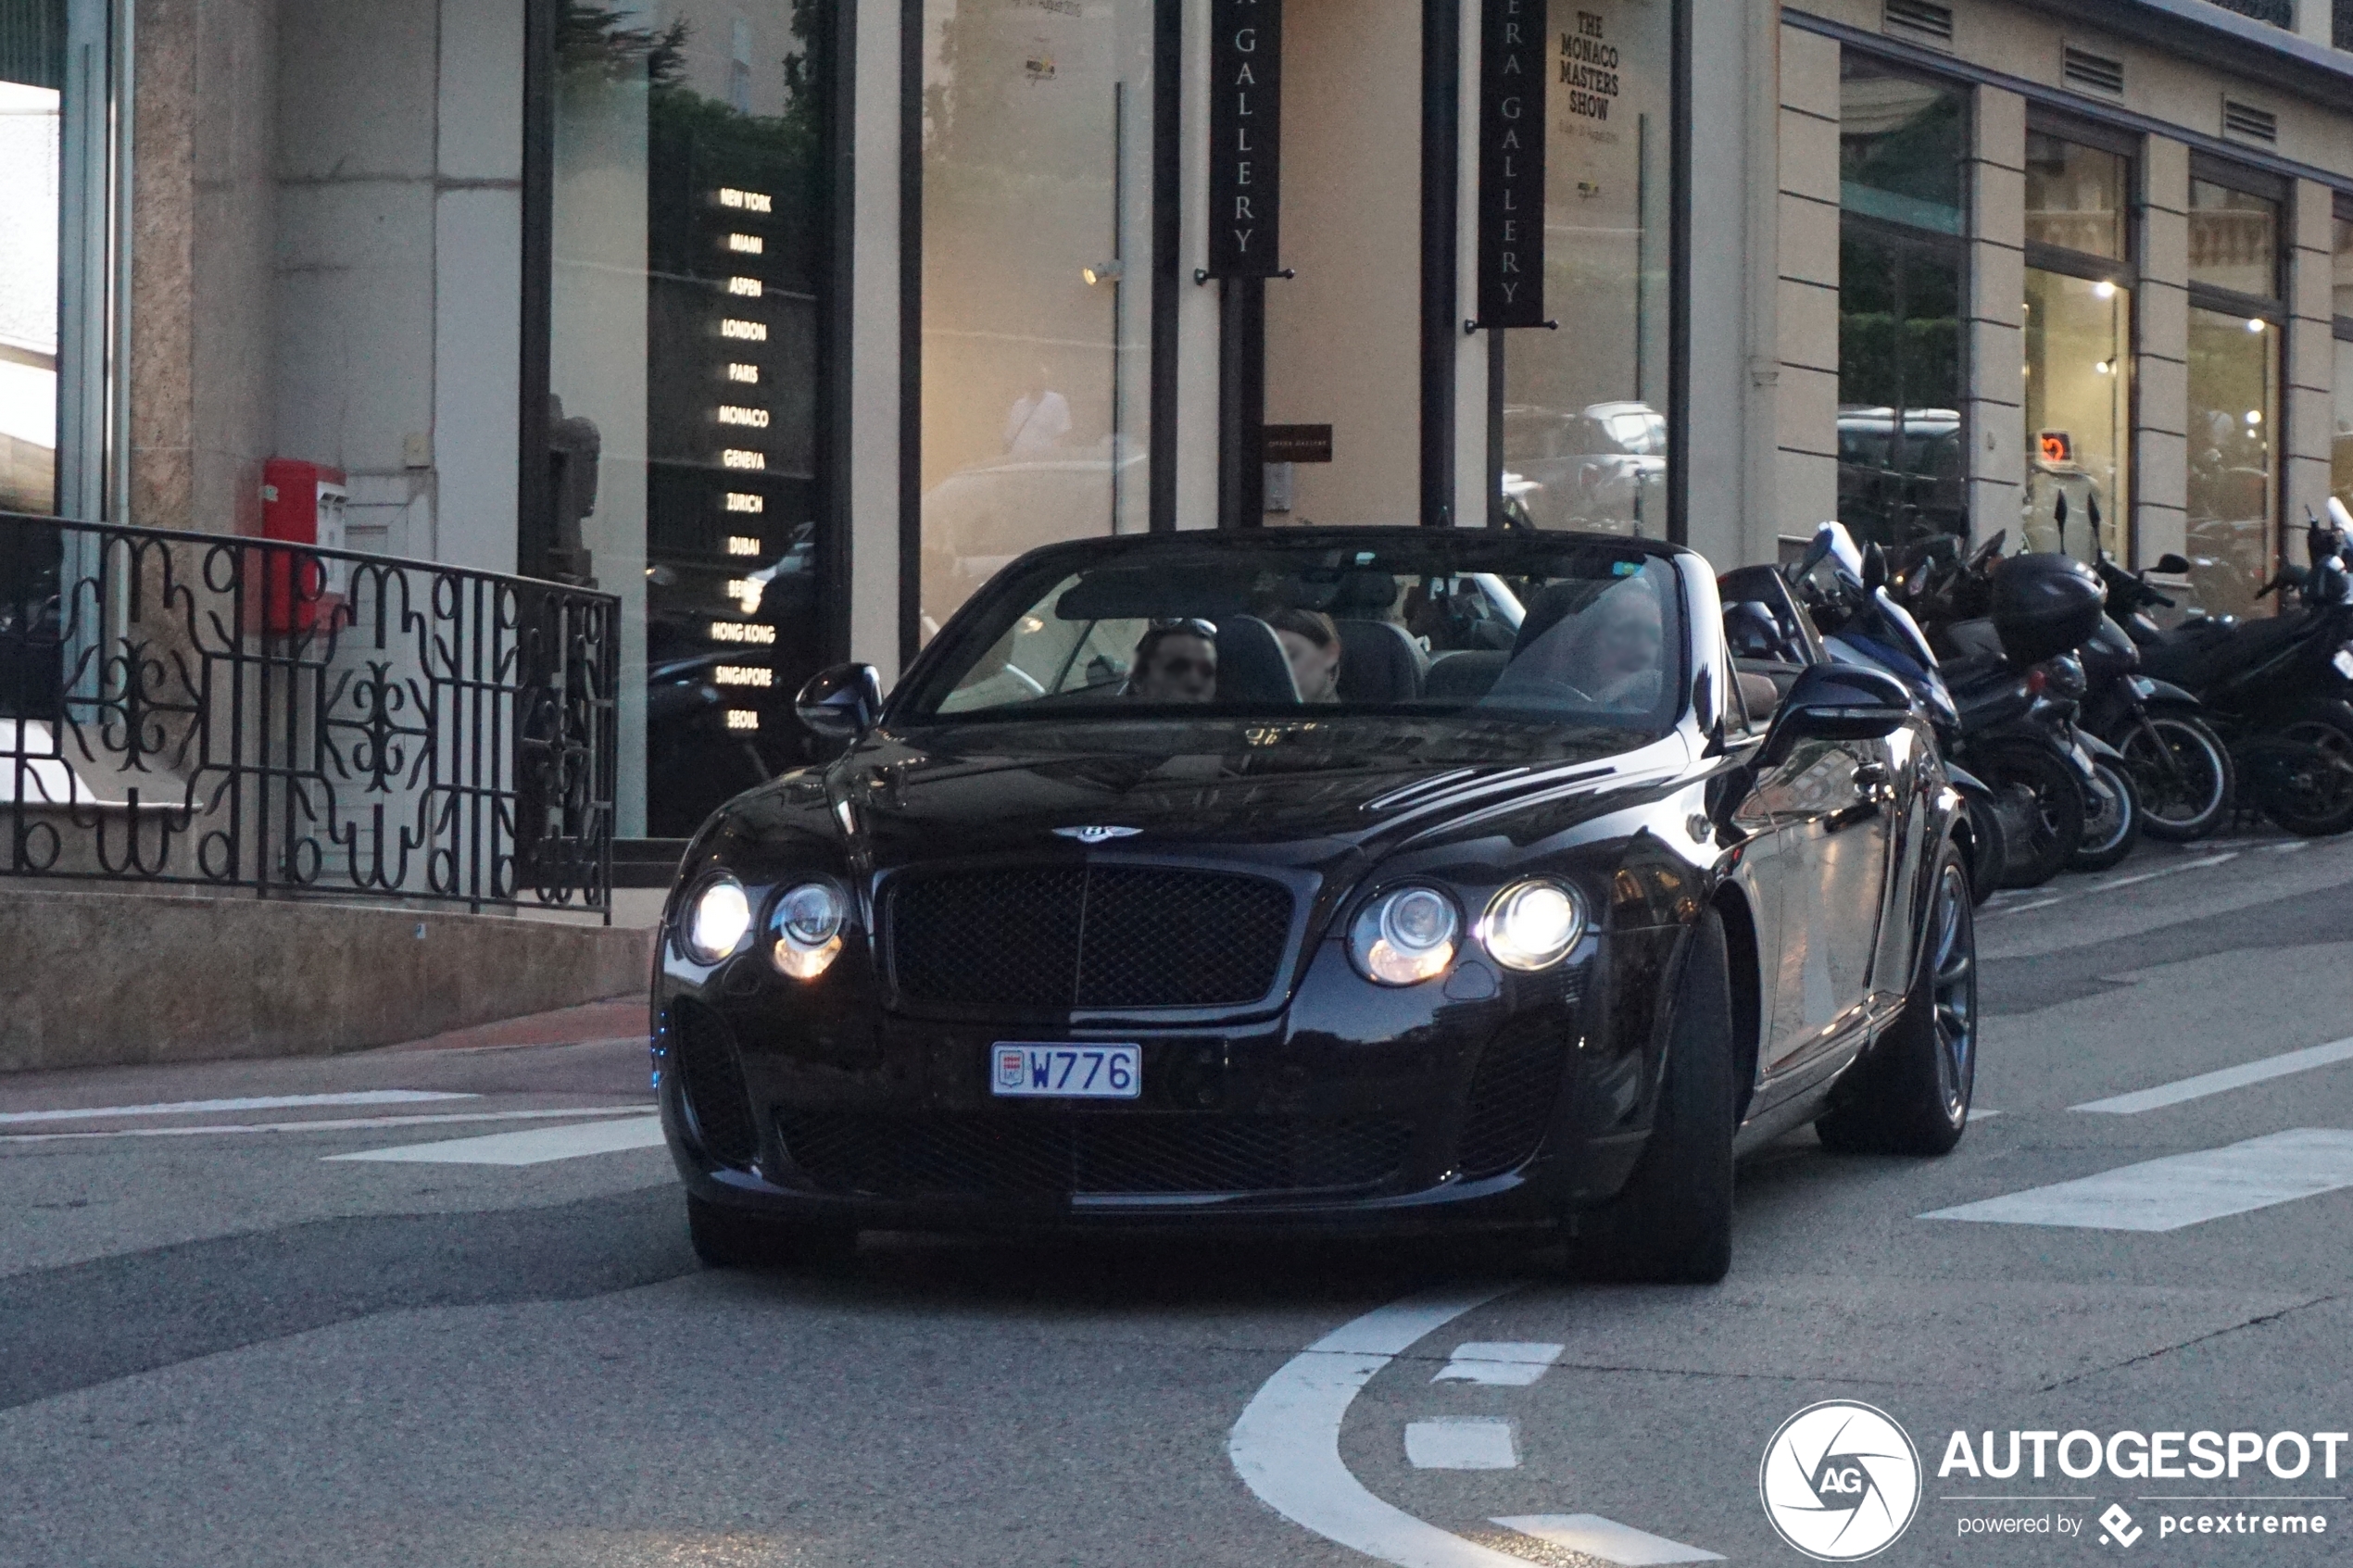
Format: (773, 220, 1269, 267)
(916, 0, 1155, 640)
(0, 6, 65, 516)
(2185, 306, 2277, 618)
(2333, 197, 2353, 521)
(1835, 56, 1968, 547)
(2021, 130, 2132, 563)
(545, 1, 832, 838)
(1495, 0, 1673, 536)
(2183, 170, 2281, 619)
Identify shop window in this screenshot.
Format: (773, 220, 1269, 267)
(0, 10, 62, 516)
(2188, 178, 2278, 301)
(1839, 56, 1967, 238)
(2022, 270, 2129, 562)
(2183, 162, 2284, 618)
(2024, 132, 2124, 261)
(917, 0, 1156, 640)
(2185, 307, 2277, 619)
(1495, 0, 1673, 536)
(1837, 228, 1967, 547)
(545, 3, 834, 838)
(2334, 195, 2353, 525)
(2020, 125, 2132, 566)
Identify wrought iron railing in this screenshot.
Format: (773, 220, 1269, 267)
(0, 512, 617, 917)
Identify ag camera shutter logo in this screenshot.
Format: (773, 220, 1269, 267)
(1760, 1400, 1923, 1560)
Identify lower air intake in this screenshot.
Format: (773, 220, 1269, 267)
(671, 1000, 759, 1168)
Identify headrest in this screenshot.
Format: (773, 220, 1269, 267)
(1214, 615, 1302, 704)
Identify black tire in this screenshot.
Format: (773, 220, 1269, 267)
(1972, 743, 2086, 889)
(1959, 793, 2006, 907)
(686, 1193, 856, 1270)
(2067, 758, 2142, 873)
(1816, 841, 1977, 1156)
(2257, 707, 2353, 837)
(2119, 710, 2233, 843)
(1578, 909, 1735, 1285)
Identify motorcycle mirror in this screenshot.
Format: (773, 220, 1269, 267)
(2154, 553, 2192, 575)
(1863, 541, 1888, 591)
(1791, 524, 1835, 583)
(2331, 496, 2353, 535)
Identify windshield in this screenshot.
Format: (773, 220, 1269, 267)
(896, 536, 1688, 741)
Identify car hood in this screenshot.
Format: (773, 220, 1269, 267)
(715, 716, 1685, 881)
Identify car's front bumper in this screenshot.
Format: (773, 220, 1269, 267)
(653, 928, 1676, 1237)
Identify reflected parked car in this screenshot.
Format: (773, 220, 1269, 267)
(653, 527, 1979, 1285)
(1500, 402, 1667, 534)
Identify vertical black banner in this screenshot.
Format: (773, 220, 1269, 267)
(1206, 0, 1281, 277)
(1476, 0, 1544, 326)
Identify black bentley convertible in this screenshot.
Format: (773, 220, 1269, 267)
(653, 528, 1977, 1283)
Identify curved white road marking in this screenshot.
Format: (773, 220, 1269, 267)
(1229, 1284, 1532, 1568)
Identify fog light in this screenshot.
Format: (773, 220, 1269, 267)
(1350, 885, 1460, 985)
(1479, 880, 1585, 971)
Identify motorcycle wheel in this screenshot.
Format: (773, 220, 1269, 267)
(2117, 710, 2233, 843)
(1972, 743, 2087, 889)
(2068, 758, 2142, 872)
(2258, 708, 2353, 837)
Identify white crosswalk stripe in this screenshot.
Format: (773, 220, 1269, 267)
(324, 1115, 667, 1166)
(0, 1090, 474, 1126)
(1404, 1418, 1519, 1470)
(1920, 1129, 2353, 1232)
(2071, 1036, 2353, 1115)
(1431, 1342, 1565, 1386)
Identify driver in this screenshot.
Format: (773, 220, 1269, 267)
(1127, 621, 1217, 702)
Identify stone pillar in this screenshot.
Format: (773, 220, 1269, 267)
(1969, 86, 2026, 544)
(2286, 179, 2336, 551)
(2135, 137, 2192, 564)
(129, 0, 281, 536)
(1774, 21, 1840, 555)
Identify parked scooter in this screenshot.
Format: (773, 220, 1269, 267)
(1872, 531, 2118, 884)
(1785, 522, 2079, 892)
(2106, 507, 2353, 837)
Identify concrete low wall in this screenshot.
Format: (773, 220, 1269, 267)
(0, 888, 655, 1074)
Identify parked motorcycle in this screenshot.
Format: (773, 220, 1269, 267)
(2081, 562, 2235, 842)
(1785, 522, 2082, 892)
(2106, 508, 2353, 837)
(1876, 531, 2122, 882)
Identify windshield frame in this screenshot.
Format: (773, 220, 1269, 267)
(885, 529, 1696, 738)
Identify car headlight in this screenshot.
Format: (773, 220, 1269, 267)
(1478, 879, 1586, 971)
(1349, 885, 1460, 986)
(681, 875, 753, 964)
(769, 879, 847, 980)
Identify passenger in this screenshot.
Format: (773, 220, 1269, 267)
(1581, 587, 1666, 709)
(1127, 621, 1218, 703)
(1266, 608, 1342, 703)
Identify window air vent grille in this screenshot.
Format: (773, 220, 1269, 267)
(1883, 0, 1955, 44)
(2222, 98, 2279, 144)
(2062, 46, 2124, 96)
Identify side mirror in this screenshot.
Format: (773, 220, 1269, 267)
(1760, 663, 1913, 766)
(2153, 553, 2192, 575)
(796, 662, 883, 739)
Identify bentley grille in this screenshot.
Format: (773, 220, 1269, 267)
(885, 865, 1295, 1010)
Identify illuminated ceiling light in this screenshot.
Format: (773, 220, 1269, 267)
(2246, 409, 2263, 426)
(1080, 260, 1125, 286)
(2094, 359, 2112, 374)
(2246, 318, 2267, 333)
(2094, 279, 2117, 299)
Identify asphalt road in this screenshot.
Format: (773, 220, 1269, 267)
(6, 834, 2353, 1568)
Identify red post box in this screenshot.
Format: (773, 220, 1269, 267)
(258, 458, 349, 634)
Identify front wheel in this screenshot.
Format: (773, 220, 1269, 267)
(1971, 742, 2086, 889)
(1574, 909, 1735, 1285)
(2118, 710, 2233, 842)
(1816, 842, 1977, 1156)
(2254, 707, 2353, 837)
(2067, 758, 2142, 873)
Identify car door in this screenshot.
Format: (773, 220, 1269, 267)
(1718, 567, 1893, 1075)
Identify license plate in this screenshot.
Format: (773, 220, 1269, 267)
(2334, 646, 2353, 681)
(991, 1043, 1140, 1099)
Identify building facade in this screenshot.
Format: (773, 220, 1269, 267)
(7, 0, 2353, 854)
